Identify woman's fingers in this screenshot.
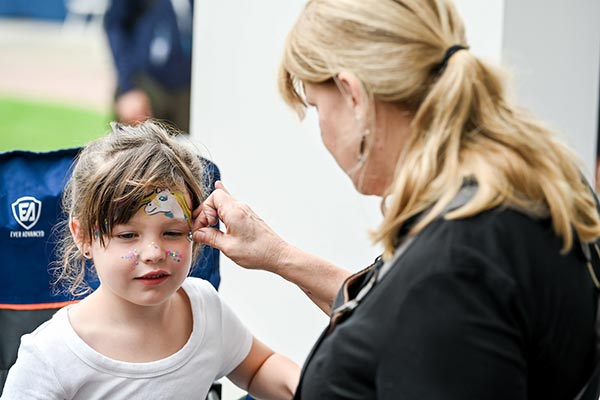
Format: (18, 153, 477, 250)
(193, 227, 224, 249)
(192, 185, 232, 230)
(191, 180, 288, 272)
(214, 180, 230, 194)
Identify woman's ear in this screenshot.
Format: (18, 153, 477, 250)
(336, 70, 369, 120)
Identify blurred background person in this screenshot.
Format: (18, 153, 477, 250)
(0, 0, 113, 152)
(104, 0, 193, 132)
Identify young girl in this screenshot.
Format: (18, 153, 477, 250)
(1, 121, 300, 399)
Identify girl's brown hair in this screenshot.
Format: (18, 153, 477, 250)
(54, 120, 205, 296)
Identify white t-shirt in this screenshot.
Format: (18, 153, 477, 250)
(1, 278, 253, 400)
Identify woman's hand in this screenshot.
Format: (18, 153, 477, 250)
(193, 181, 351, 314)
(192, 181, 288, 273)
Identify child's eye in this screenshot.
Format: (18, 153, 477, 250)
(164, 231, 185, 238)
(116, 232, 138, 240)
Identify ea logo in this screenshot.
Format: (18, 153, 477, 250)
(11, 196, 42, 230)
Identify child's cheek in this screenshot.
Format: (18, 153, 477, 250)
(121, 249, 140, 267)
(165, 249, 184, 263)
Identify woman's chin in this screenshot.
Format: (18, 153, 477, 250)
(351, 175, 384, 197)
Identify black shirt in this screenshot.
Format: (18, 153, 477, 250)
(297, 208, 597, 399)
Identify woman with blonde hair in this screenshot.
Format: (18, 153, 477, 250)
(194, 0, 600, 398)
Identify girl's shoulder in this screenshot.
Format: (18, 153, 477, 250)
(12, 306, 75, 373)
(21, 307, 71, 348)
(182, 276, 219, 296)
(181, 277, 222, 312)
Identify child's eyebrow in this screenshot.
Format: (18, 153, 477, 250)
(167, 219, 190, 226)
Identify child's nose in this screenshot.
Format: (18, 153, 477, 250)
(141, 241, 165, 263)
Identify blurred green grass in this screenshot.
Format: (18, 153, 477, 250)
(0, 95, 111, 152)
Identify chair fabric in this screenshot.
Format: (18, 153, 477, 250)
(0, 148, 221, 393)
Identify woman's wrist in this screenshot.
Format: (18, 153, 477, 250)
(269, 243, 351, 312)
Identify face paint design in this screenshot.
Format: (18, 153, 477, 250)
(165, 250, 183, 263)
(142, 189, 192, 228)
(121, 249, 140, 266)
(148, 242, 159, 250)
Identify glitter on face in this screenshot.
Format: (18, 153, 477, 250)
(165, 250, 182, 263)
(148, 242, 159, 250)
(121, 249, 140, 266)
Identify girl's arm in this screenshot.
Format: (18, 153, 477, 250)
(227, 337, 300, 400)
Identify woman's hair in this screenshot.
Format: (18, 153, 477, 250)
(279, 0, 600, 259)
(54, 120, 205, 296)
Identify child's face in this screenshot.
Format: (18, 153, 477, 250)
(90, 189, 194, 307)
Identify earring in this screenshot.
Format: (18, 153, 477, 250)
(83, 249, 92, 259)
(357, 129, 371, 162)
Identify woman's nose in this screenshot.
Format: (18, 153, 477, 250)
(141, 241, 165, 263)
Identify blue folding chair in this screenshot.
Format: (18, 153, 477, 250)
(0, 148, 221, 395)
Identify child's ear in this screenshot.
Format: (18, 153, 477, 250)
(69, 218, 85, 248)
(70, 218, 93, 258)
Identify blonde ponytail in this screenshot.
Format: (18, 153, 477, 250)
(374, 48, 600, 258)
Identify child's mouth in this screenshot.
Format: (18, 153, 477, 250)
(135, 271, 170, 285)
